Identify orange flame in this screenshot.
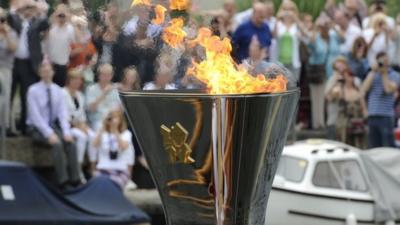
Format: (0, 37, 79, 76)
(162, 18, 187, 48)
(152, 4, 167, 25)
(169, 0, 190, 11)
(131, 0, 151, 6)
(187, 28, 287, 94)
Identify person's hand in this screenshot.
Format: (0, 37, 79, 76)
(63, 135, 74, 143)
(0, 24, 11, 34)
(48, 133, 60, 145)
(103, 84, 114, 95)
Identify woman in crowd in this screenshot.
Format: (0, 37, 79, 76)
(92, 109, 135, 189)
(306, 16, 342, 129)
(143, 55, 177, 90)
(0, 7, 17, 136)
(363, 13, 395, 66)
(325, 57, 353, 140)
(86, 63, 120, 130)
(274, 0, 304, 83)
(327, 68, 367, 148)
(346, 36, 370, 80)
(69, 15, 98, 89)
(118, 66, 141, 92)
(63, 69, 96, 178)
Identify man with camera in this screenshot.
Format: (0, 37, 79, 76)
(362, 51, 400, 148)
(26, 61, 81, 190)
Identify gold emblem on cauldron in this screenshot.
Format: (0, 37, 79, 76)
(161, 123, 195, 164)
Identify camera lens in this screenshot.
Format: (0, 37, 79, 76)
(0, 18, 6, 23)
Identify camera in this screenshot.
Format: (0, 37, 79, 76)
(377, 58, 385, 68)
(109, 150, 119, 160)
(0, 17, 6, 24)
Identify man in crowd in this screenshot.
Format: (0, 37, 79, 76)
(26, 61, 80, 189)
(7, 0, 50, 134)
(334, 10, 362, 54)
(362, 52, 400, 148)
(46, 4, 75, 87)
(232, 2, 272, 63)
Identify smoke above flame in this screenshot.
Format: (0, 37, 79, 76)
(131, 0, 287, 94)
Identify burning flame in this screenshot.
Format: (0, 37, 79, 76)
(136, 0, 287, 94)
(162, 18, 187, 48)
(187, 28, 287, 94)
(152, 4, 167, 25)
(169, 0, 190, 11)
(131, 0, 151, 7)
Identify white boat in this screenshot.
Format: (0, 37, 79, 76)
(266, 139, 400, 225)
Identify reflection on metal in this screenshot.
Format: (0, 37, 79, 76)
(161, 122, 195, 164)
(120, 90, 300, 225)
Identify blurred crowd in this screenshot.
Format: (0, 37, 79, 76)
(1, 0, 400, 190)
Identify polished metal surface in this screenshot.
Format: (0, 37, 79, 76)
(120, 90, 300, 225)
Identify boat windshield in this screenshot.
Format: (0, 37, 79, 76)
(276, 156, 308, 183)
(312, 160, 368, 192)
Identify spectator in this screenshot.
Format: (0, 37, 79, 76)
(306, 16, 342, 129)
(325, 57, 353, 139)
(325, 0, 368, 28)
(143, 64, 176, 90)
(274, 0, 304, 83)
(233, 1, 276, 32)
(232, 2, 272, 63)
(392, 14, 400, 70)
(93, 25, 118, 70)
(46, 4, 75, 87)
(8, 0, 50, 134)
(242, 36, 269, 76)
(334, 10, 362, 55)
(26, 61, 80, 189)
(363, 13, 395, 66)
(346, 36, 370, 80)
(92, 109, 135, 189)
(362, 0, 395, 29)
(362, 52, 400, 148)
(335, 69, 367, 148)
(63, 69, 96, 177)
(86, 63, 120, 130)
(118, 66, 141, 92)
(0, 7, 18, 136)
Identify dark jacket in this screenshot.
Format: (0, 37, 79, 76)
(7, 13, 50, 72)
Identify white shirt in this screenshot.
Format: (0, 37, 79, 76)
(62, 88, 86, 124)
(363, 28, 394, 66)
(275, 21, 301, 69)
(15, 19, 30, 59)
(340, 24, 362, 54)
(96, 130, 135, 172)
(143, 82, 177, 90)
(47, 23, 75, 65)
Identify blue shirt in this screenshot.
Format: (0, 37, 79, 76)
(308, 31, 342, 78)
(368, 70, 400, 117)
(232, 20, 272, 62)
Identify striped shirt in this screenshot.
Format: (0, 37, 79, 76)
(367, 70, 400, 117)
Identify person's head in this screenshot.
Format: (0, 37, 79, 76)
(223, 0, 236, 16)
(316, 16, 331, 38)
(345, 0, 360, 12)
(252, 2, 267, 27)
(53, 4, 69, 25)
(155, 65, 174, 87)
(0, 7, 7, 26)
(122, 66, 141, 90)
(351, 36, 368, 58)
(103, 109, 127, 133)
(17, 0, 38, 19)
(343, 69, 355, 85)
(264, 1, 275, 19)
(334, 10, 349, 29)
(370, 0, 386, 14)
(376, 51, 390, 68)
(38, 61, 55, 83)
(301, 13, 313, 30)
(333, 56, 349, 74)
(71, 15, 90, 43)
(370, 12, 387, 31)
(97, 64, 114, 85)
(66, 68, 84, 90)
(277, 0, 298, 23)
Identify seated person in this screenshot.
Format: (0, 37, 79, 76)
(86, 63, 120, 130)
(92, 109, 134, 189)
(26, 61, 80, 189)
